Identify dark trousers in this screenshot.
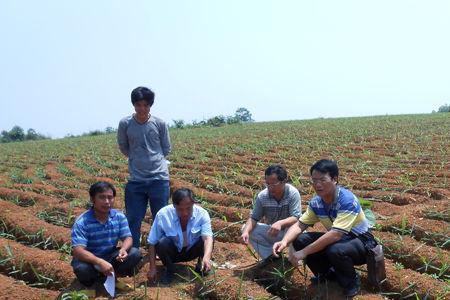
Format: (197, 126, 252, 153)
(155, 237, 204, 272)
(293, 232, 367, 288)
(71, 247, 141, 287)
(125, 180, 170, 248)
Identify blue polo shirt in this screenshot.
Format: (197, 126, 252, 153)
(71, 209, 132, 259)
(147, 204, 213, 252)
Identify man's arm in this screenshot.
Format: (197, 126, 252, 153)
(117, 120, 129, 157)
(268, 216, 298, 236)
(73, 246, 113, 276)
(272, 221, 308, 256)
(160, 122, 171, 157)
(147, 244, 158, 281)
(201, 235, 214, 272)
(116, 236, 133, 262)
(241, 218, 257, 244)
(301, 230, 343, 256)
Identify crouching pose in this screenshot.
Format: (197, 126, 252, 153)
(71, 182, 141, 287)
(241, 164, 301, 266)
(147, 188, 213, 284)
(273, 159, 371, 297)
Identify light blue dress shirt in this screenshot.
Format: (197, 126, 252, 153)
(147, 204, 213, 252)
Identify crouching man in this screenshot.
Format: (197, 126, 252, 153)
(71, 182, 141, 287)
(241, 164, 301, 266)
(273, 159, 371, 297)
(147, 188, 214, 284)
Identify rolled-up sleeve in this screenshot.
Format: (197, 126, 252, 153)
(289, 189, 301, 218)
(200, 211, 213, 237)
(250, 196, 263, 222)
(147, 215, 162, 245)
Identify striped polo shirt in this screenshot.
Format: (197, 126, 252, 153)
(299, 186, 369, 235)
(251, 183, 301, 225)
(71, 209, 132, 259)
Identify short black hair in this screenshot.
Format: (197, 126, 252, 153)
(131, 86, 155, 107)
(89, 181, 116, 198)
(264, 164, 288, 182)
(172, 188, 196, 205)
(310, 159, 339, 179)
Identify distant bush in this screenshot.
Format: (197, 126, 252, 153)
(171, 107, 254, 129)
(437, 104, 450, 112)
(0, 126, 48, 143)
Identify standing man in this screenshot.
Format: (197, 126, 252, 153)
(146, 188, 214, 284)
(241, 164, 301, 265)
(71, 182, 141, 288)
(273, 159, 371, 297)
(118, 86, 172, 248)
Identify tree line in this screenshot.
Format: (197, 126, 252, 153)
(172, 107, 253, 129)
(1, 126, 49, 143)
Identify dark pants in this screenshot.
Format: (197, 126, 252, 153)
(125, 180, 170, 248)
(155, 237, 204, 272)
(293, 232, 367, 288)
(71, 247, 141, 287)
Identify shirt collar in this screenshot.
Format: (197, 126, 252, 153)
(85, 208, 116, 223)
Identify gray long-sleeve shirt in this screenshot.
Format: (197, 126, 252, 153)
(117, 115, 171, 181)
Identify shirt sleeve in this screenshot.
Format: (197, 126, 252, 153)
(288, 188, 301, 218)
(117, 119, 129, 156)
(118, 213, 132, 239)
(250, 195, 263, 222)
(200, 210, 213, 237)
(332, 196, 361, 233)
(147, 213, 163, 245)
(71, 221, 88, 248)
(159, 121, 171, 157)
(299, 204, 319, 226)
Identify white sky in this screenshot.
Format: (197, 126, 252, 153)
(1, 1, 449, 138)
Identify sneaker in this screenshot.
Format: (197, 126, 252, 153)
(342, 274, 361, 297)
(310, 269, 337, 285)
(160, 270, 174, 285)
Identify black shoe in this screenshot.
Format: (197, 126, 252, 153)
(342, 274, 361, 297)
(310, 269, 337, 285)
(160, 270, 174, 285)
(256, 254, 281, 268)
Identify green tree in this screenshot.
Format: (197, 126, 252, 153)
(172, 119, 185, 129)
(9, 126, 25, 141)
(235, 107, 253, 122)
(437, 103, 450, 112)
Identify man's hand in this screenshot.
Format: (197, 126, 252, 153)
(116, 248, 128, 262)
(202, 257, 212, 273)
(288, 249, 306, 267)
(267, 221, 282, 237)
(272, 241, 287, 257)
(241, 231, 250, 244)
(147, 266, 157, 282)
(97, 259, 114, 276)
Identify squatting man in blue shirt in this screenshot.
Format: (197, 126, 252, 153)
(146, 188, 214, 285)
(273, 159, 371, 297)
(71, 182, 141, 288)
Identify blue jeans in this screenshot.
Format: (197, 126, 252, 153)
(71, 247, 141, 287)
(125, 180, 170, 248)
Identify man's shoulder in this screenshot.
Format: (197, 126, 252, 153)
(119, 115, 133, 125)
(285, 184, 300, 197)
(156, 204, 175, 217)
(73, 209, 94, 226)
(151, 116, 167, 125)
(193, 204, 210, 217)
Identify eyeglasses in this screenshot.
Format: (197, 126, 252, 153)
(264, 181, 284, 188)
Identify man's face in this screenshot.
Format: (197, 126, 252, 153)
(91, 189, 114, 215)
(175, 197, 194, 223)
(134, 100, 150, 119)
(265, 173, 285, 199)
(310, 170, 337, 200)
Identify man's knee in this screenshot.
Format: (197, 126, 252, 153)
(72, 261, 98, 286)
(292, 234, 311, 251)
(155, 237, 176, 254)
